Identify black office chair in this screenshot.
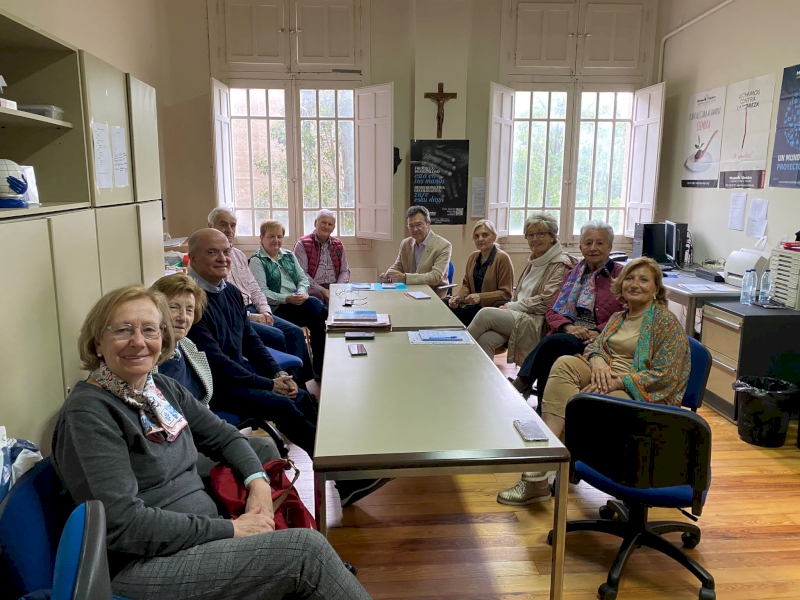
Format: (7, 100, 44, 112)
(548, 394, 715, 599)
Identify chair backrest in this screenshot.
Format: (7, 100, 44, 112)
(0, 458, 72, 596)
(52, 501, 112, 600)
(683, 337, 712, 411)
(565, 394, 712, 514)
(447, 261, 454, 284)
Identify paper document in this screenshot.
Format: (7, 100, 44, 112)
(333, 310, 377, 322)
(728, 193, 746, 230)
(408, 330, 472, 345)
(746, 197, 768, 238)
(405, 291, 431, 299)
(349, 283, 372, 290)
(677, 283, 738, 292)
(471, 177, 486, 218)
(112, 126, 129, 188)
(90, 122, 113, 189)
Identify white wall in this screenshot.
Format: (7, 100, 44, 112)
(656, 0, 800, 263)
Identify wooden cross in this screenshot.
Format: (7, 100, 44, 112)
(424, 83, 457, 139)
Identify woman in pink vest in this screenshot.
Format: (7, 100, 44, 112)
(293, 209, 350, 305)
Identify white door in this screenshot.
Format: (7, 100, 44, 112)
(485, 83, 515, 237)
(578, 1, 644, 75)
(212, 78, 235, 208)
(127, 75, 162, 202)
(512, 1, 577, 75)
(221, 0, 290, 70)
(292, 0, 360, 71)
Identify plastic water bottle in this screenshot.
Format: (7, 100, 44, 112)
(740, 270, 755, 305)
(759, 269, 773, 304)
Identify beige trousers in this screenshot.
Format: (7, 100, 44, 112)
(542, 355, 631, 419)
(467, 307, 517, 358)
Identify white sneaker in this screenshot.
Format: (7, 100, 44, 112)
(496, 479, 552, 506)
(521, 470, 555, 482)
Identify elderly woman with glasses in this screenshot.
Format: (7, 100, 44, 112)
(467, 212, 575, 365)
(51, 285, 372, 600)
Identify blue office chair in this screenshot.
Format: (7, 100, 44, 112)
(682, 337, 712, 412)
(213, 411, 290, 457)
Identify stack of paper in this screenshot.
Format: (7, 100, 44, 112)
(333, 310, 378, 322)
(327, 313, 391, 331)
(349, 283, 372, 290)
(405, 291, 431, 300)
(408, 330, 472, 345)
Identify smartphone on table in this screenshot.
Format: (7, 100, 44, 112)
(345, 332, 375, 340)
(348, 344, 368, 356)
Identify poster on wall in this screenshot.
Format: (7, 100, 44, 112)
(769, 64, 800, 188)
(719, 74, 775, 188)
(410, 139, 469, 225)
(681, 86, 727, 188)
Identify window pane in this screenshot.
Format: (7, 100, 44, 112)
(268, 89, 285, 117)
(514, 91, 531, 119)
(528, 122, 547, 207)
(576, 122, 595, 207)
(510, 209, 525, 235)
(274, 210, 289, 236)
(581, 92, 596, 119)
(616, 92, 633, 119)
(232, 119, 251, 207)
(532, 92, 549, 119)
(236, 210, 253, 236)
(608, 210, 623, 233)
(511, 122, 529, 208)
(338, 120, 355, 208)
(319, 120, 338, 208)
(251, 120, 270, 208)
(598, 92, 615, 119)
(593, 122, 613, 207)
(249, 89, 267, 117)
(231, 89, 248, 116)
(301, 120, 319, 208)
(546, 121, 565, 208)
(270, 120, 289, 208)
(319, 90, 335, 117)
(573, 210, 589, 235)
(591, 209, 606, 223)
(303, 211, 316, 235)
(340, 210, 355, 236)
(337, 90, 354, 117)
(300, 90, 316, 117)
(610, 122, 629, 207)
(255, 209, 271, 230)
(235, 178, 251, 208)
(550, 92, 567, 119)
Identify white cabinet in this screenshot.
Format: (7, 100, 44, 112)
(578, 1, 644, 75)
(95, 204, 143, 293)
(292, 0, 359, 71)
(138, 200, 166, 287)
(220, 0, 290, 71)
(127, 75, 163, 203)
(512, 2, 577, 75)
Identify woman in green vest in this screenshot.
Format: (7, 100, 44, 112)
(249, 220, 328, 379)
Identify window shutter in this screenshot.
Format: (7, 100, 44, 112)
(354, 82, 393, 241)
(211, 78, 235, 207)
(624, 82, 665, 237)
(486, 82, 515, 237)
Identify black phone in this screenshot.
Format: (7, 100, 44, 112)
(345, 331, 375, 340)
(348, 343, 368, 356)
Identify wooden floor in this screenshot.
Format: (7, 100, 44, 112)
(293, 358, 800, 600)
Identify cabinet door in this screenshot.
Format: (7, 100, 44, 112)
(512, 1, 577, 75)
(292, 0, 360, 71)
(48, 211, 103, 395)
(221, 0, 290, 70)
(127, 75, 163, 202)
(95, 204, 143, 292)
(577, 1, 644, 75)
(80, 51, 134, 206)
(138, 201, 165, 287)
(0, 219, 65, 451)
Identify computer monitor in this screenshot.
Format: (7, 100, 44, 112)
(664, 221, 688, 267)
(633, 223, 669, 262)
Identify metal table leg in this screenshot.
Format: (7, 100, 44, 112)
(315, 472, 328, 536)
(685, 297, 698, 337)
(550, 461, 569, 600)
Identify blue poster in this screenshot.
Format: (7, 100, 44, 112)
(769, 64, 800, 188)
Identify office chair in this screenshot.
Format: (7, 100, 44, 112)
(436, 262, 457, 296)
(213, 411, 290, 457)
(548, 394, 715, 600)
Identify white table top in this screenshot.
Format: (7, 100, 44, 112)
(327, 283, 464, 331)
(661, 272, 741, 298)
(314, 332, 569, 473)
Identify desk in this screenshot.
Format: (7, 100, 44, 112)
(327, 283, 464, 331)
(661, 273, 740, 337)
(314, 332, 571, 600)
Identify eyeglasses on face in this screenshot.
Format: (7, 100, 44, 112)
(105, 323, 166, 341)
(525, 231, 551, 240)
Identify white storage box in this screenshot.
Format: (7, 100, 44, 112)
(18, 104, 65, 121)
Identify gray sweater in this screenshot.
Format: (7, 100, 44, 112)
(52, 375, 263, 574)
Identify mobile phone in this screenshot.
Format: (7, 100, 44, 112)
(348, 343, 368, 356)
(513, 419, 549, 443)
(345, 331, 375, 340)
(382, 283, 397, 289)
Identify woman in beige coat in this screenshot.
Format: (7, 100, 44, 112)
(467, 213, 575, 365)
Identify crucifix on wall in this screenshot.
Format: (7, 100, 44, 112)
(424, 82, 457, 139)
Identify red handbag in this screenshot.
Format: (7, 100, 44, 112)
(210, 458, 317, 530)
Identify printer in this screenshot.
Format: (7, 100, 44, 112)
(724, 248, 770, 287)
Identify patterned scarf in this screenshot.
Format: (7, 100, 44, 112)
(601, 302, 657, 373)
(91, 363, 188, 443)
(550, 259, 603, 321)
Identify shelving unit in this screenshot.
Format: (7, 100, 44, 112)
(0, 106, 73, 129)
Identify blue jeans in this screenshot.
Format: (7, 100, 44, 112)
(275, 298, 328, 378)
(247, 306, 315, 382)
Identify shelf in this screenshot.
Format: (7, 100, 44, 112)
(0, 106, 73, 129)
(0, 202, 91, 220)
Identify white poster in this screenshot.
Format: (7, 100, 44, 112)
(111, 125, 130, 188)
(90, 122, 113, 189)
(681, 86, 727, 188)
(470, 177, 486, 218)
(719, 74, 775, 188)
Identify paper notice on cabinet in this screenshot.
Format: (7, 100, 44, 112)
(90, 122, 113, 189)
(471, 177, 486, 218)
(728, 192, 746, 230)
(112, 126, 129, 188)
(746, 197, 768, 238)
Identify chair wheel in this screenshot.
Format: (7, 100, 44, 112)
(698, 587, 716, 600)
(682, 531, 701, 549)
(598, 583, 618, 600)
(546, 530, 553, 546)
(599, 505, 616, 520)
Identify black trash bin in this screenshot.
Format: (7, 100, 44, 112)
(733, 377, 799, 447)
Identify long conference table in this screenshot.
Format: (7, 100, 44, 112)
(315, 285, 571, 600)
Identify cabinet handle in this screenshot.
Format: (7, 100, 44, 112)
(711, 358, 736, 374)
(567, 33, 574, 37)
(704, 313, 741, 330)
(585, 33, 592, 37)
